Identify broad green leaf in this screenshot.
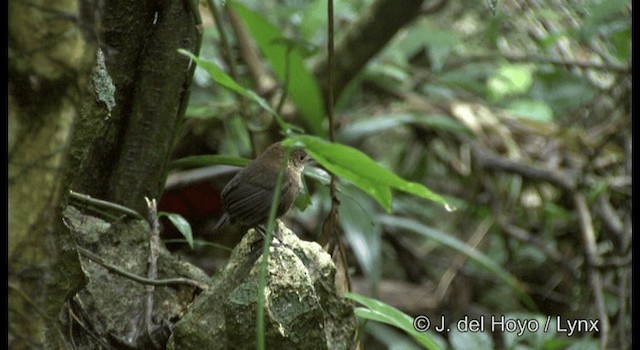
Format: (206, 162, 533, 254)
(159, 212, 194, 249)
(345, 293, 442, 350)
(230, 1, 326, 136)
(610, 26, 631, 62)
(529, 70, 595, 114)
(440, 62, 496, 97)
(283, 135, 450, 212)
(392, 19, 462, 71)
(500, 312, 554, 349)
(162, 238, 233, 252)
(365, 322, 425, 350)
(450, 324, 494, 350)
(338, 187, 381, 289)
(339, 114, 470, 141)
(378, 215, 538, 310)
(177, 49, 294, 133)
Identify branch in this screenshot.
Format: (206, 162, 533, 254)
(76, 246, 208, 291)
(226, 7, 276, 96)
(573, 193, 610, 349)
(434, 217, 492, 304)
(312, 0, 431, 101)
(469, 140, 577, 191)
(144, 197, 161, 348)
(69, 190, 144, 220)
(444, 53, 630, 74)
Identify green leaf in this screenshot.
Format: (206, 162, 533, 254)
(177, 49, 295, 133)
(230, 1, 326, 136)
(610, 26, 631, 62)
(338, 187, 381, 289)
(169, 155, 250, 170)
(500, 312, 554, 349)
(378, 215, 538, 310)
(159, 212, 194, 249)
(345, 293, 442, 350)
(450, 325, 494, 350)
(162, 238, 233, 252)
(365, 322, 425, 350)
(506, 99, 554, 122)
(339, 114, 470, 141)
(529, 70, 595, 115)
(488, 63, 533, 100)
(283, 135, 451, 212)
(580, 0, 630, 40)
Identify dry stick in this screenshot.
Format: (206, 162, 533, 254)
(469, 139, 577, 191)
(76, 246, 208, 290)
(69, 190, 144, 220)
(325, 0, 350, 292)
(226, 8, 275, 96)
(434, 217, 493, 304)
(445, 53, 629, 74)
(207, 0, 240, 88)
(596, 194, 625, 241)
(144, 197, 161, 348)
(573, 193, 609, 350)
(616, 268, 630, 350)
(275, 45, 292, 115)
(67, 299, 115, 350)
(207, 0, 247, 115)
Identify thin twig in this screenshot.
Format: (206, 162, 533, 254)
(323, 0, 349, 292)
(8, 282, 51, 320)
(595, 194, 625, 240)
(178, 0, 204, 122)
(207, 0, 240, 86)
(444, 53, 629, 74)
(67, 299, 116, 350)
(207, 0, 246, 113)
(573, 193, 609, 350)
(275, 45, 292, 115)
(327, 0, 335, 142)
(434, 217, 492, 303)
(144, 197, 161, 348)
(76, 246, 208, 290)
(616, 268, 630, 350)
(69, 190, 144, 220)
(469, 139, 577, 191)
(226, 7, 276, 96)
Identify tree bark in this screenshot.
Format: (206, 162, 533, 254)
(9, 0, 97, 348)
(69, 0, 199, 215)
(9, 0, 200, 347)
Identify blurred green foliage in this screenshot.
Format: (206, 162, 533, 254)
(177, 0, 631, 348)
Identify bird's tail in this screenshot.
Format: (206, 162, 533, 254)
(212, 212, 230, 232)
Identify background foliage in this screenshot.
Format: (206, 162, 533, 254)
(170, 0, 630, 349)
(7, 0, 629, 348)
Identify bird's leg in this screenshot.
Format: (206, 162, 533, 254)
(254, 225, 286, 247)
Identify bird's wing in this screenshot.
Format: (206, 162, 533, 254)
(222, 173, 292, 227)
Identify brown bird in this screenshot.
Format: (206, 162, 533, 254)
(214, 142, 309, 233)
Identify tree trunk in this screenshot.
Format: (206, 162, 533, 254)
(9, 0, 96, 348)
(9, 0, 200, 347)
